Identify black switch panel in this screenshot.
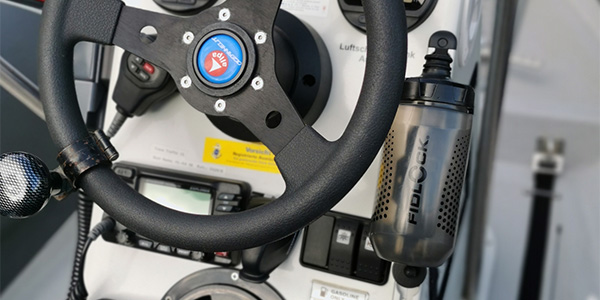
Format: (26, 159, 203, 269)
(355, 226, 388, 282)
(300, 212, 390, 285)
(328, 218, 360, 275)
(302, 215, 335, 268)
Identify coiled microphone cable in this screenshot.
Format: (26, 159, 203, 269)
(67, 197, 115, 300)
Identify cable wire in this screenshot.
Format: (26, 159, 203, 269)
(67, 192, 93, 300)
(106, 110, 128, 138)
(67, 193, 115, 300)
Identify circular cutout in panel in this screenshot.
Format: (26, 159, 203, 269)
(163, 268, 283, 300)
(139, 26, 158, 44)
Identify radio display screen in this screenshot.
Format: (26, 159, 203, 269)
(138, 177, 211, 215)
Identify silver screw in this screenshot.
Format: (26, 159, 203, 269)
(165, 297, 172, 300)
(214, 99, 226, 113)
(218, 8, 231, 21)
(231, 272, 239, 281)
(251, 76, 264, 90)
(180, 76, 192, 89)
(182, 32, 194, 44)
(255, 31, 267, 44)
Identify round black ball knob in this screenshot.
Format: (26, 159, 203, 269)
(0, 152, 51, 218)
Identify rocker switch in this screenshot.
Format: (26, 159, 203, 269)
(327, 218, 360, 275)
(302, 215, 335, 268)
(355, 226, 388, 282)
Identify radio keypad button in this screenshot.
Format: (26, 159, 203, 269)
(215, 251, 229, 258)
(114, 167, 134, 179)
(156, 244, 172, 253)
(213, 255, 232, 264)
(191, 251, 204, 261)
(217, 193, 236, 201)
(132, 55, 144, 64)
(216, 205, 234, 212)
(217, 200, 239, 207)
(137, 239, 154, 249)
(176, 248, 191, 257)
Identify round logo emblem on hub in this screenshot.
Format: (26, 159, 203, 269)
(197, 33, 245, 86)
(204, 51, 228, 77)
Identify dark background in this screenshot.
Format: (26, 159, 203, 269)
(0, 1, 77, 291)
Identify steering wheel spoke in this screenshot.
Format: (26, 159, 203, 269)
(112, 6, 195, 74)
(225, 75, 305, 154)
(274, 126, 334, 191)
(219, 0, 283, 32)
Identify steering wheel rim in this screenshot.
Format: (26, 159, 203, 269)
(39, 0, 407, 251)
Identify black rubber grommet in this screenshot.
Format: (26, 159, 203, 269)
(392, 263, 427, 288)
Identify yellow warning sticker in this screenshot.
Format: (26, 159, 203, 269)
(202, 138, 280, 174)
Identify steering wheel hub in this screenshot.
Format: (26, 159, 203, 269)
(184, 21, 257, 98)
(195, 31, 247, 88)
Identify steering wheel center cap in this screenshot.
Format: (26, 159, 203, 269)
(196, 32, 246, 88)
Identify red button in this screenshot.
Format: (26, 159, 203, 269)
(142, 62, 155, 75)
(215, 251, 229, 258)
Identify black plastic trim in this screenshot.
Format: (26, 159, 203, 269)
(57, 134, 112, 187)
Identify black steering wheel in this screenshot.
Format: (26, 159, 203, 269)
(39, 0, 407, 251)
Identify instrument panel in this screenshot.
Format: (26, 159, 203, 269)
(85, 0, 480, 298)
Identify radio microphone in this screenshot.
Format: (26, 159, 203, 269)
(369, 31, 475, 267)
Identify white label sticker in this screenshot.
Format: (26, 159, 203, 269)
(336, 229, 352, 245)
(364, 237, 374, 252)
(311, 281, 369, 300)
(281, 0, 330, 17)
(151, 144, 226, 175)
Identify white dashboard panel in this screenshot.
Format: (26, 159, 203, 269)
(87, 0, 479, 298)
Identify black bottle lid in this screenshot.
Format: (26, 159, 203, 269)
(401, 31, 475, 114)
